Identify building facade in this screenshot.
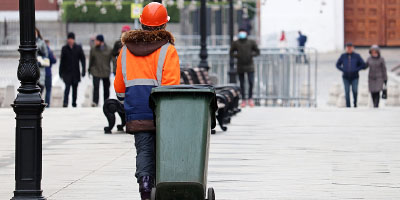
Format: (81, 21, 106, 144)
(0, 0, 59, 21)
(260, 0, 400, 52)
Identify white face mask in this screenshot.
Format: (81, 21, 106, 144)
(238, 31, 247, 39)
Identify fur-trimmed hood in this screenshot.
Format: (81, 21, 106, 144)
(121, 30, 175, 57)
(369, 44, 381, 58)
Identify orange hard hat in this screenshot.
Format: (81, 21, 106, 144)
(140, 2, 170, 27)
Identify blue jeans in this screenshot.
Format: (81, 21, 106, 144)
(45, 76, 52, 107)
(343, 77, 359, 107)
(134, 132, 156, 182)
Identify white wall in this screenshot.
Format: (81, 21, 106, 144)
(0, 11, 59, 22)
(260, 0, 344, 52)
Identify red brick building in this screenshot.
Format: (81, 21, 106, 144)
(0, 0, 58, 11)
(0, 0, 59, 21)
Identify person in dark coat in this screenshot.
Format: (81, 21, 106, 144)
(59, 32, 86, 108)
(365, 45, 388, 108)
(230, 28, 260, 107)
(336, 42, 366, 108)
(45, 40, 57, 107)
(297, 31, 308, 63)
(88, 34, 112, 107)
(112, 25, 131, 75)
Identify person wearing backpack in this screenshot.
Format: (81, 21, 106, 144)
(114, 3, 180, 200)
(297, 31, 308, 63)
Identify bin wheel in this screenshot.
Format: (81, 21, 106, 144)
(151, 188, 156, 200)
(207, 187, 215, 200)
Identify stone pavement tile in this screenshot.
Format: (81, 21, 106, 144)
(208, 107, 400, 200)
(1, 107, 400, 199)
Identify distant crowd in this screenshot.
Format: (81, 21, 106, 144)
(35, 24, 388, 109)
(35, 25, 131, 108)
(335, 43, 388, 108)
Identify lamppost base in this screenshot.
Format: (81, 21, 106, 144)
(11, 190, 46, 200)
(11, 196, 46, 200)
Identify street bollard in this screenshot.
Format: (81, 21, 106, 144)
(336, 93, 346, 108)
(50, 86, 63, 107)
(386, 84, 400, 106)
(3, 85, 16, 108)
(82, 85, 93, 107)
(358, 85, 369, 107)
(0, 87, 5, 107)
(327, 83, 341, 106)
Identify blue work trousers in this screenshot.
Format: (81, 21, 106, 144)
(134, 132, 156, 182)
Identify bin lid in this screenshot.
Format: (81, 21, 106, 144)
(151, 85, 215, 93)
(150, 85, 218, 129)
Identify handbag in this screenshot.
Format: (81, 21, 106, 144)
(382, 83, 387, 99)
(37, 56, 50, 67)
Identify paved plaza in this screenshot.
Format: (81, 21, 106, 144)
(1, 49, 400, 199)
(1, 107, 400, 199)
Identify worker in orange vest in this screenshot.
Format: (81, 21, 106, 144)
(114, 2, 180, 200)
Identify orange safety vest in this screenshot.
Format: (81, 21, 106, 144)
(114, 43, 180, 121)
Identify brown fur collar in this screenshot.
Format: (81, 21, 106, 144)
(121, 30, 175, 56)
(121, 30, 175, 45)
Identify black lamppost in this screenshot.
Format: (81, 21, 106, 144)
(198, 0, 209, 70)
(228, 0, 236, 83)
(11, 0, 46, 199)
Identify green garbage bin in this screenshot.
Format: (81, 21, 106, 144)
(149, 85, 218, 200)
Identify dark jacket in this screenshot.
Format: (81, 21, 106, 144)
(59, 43, 86, 84)
(112, 39, 123, 74)
(46, 45, 57, 77)
(89, 44, 112, 78)
(336, 52, 365, 80)
(230, 38, 260, 73)
(298, 34, 307, 47)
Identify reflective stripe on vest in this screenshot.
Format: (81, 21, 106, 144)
(121, 46, 128, 83)
(121, 43, 170, 86)
(116, 93, 125, 98)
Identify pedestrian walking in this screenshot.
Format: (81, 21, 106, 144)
(44, 40, 57, 107)
(89, 34, 112, 107)
(336, 42, 366, 108)
(297, 31, 308, 63)
(278, 30, 287, 50)
(230, 28, 260, 107)
(35, 28, 48, 93)
(59, 32, 86, 108)
(112, 25, 131, 75)
(365, 45, 388, 108)
(114, 2, 180, 199)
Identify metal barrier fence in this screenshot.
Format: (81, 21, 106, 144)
(176, 47, 318, 107)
